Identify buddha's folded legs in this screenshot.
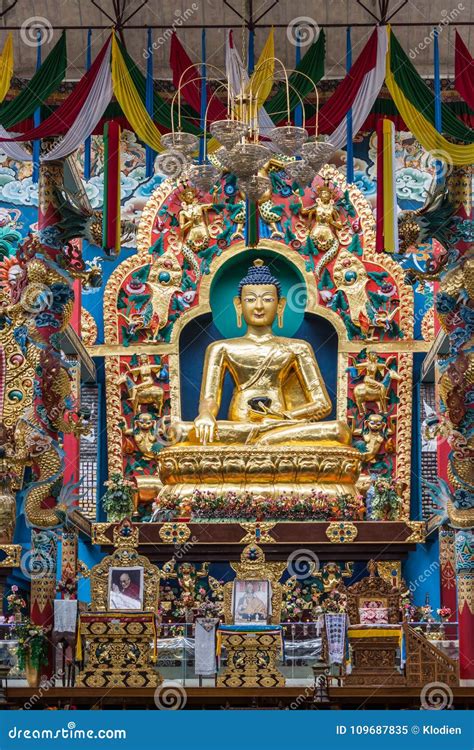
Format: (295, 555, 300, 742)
(253, 419, 352, 446)
(175, 419, 352, 446)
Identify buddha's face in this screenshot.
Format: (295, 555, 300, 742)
(234, 284, 286, 328)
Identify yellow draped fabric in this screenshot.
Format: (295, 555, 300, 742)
(385, 34, 474, 166)
(111, 35, 163, 153)
(0, 34, 13, 103)
(382, 119, 397, 253)
(247, 29, 275, 107)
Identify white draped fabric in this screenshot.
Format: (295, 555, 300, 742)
(0, 41, 112, 162)
(44, 41, 112, 161)
(225, 31, 276, 140)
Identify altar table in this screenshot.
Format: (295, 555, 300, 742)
(216, 626, 285, 688)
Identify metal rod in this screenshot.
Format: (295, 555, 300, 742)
(0, 22, 472, 29)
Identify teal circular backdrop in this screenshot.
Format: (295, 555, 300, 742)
(209, 249, 307, 338)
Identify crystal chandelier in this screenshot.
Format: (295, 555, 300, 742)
(157, 58, 335, 196)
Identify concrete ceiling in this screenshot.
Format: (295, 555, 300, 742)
(1, 0, 472, 81)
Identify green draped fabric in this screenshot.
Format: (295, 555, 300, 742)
(390, 30, 474, 144)
(0, 33, 67, 128)
(117, 39, 200, 134)
(265, 31, 325, 121)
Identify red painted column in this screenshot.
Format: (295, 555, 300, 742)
(439, 527, 457, 621)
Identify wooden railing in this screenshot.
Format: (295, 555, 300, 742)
(403, 623, 459, 686)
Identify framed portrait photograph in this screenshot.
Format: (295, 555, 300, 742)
(232, 579, 270, 625)
(108, 566, 144, 611)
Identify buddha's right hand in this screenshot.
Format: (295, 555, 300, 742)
(194, 412, 218, 445)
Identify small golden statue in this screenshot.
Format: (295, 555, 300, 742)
(121, 412, 158, 460)
(349, 352, 402, 415)
(118, 354, 164, 416)
(299, 182, 343, 253)
(178, 187, 215, 252)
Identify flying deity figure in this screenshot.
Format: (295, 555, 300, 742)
(178, 187, 219, 277)
(298, 182, 344, 276)
(124, 249, 182, 341)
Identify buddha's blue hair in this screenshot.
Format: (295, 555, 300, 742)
(238, 260, 281, 298)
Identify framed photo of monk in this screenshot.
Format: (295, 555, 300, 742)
(232, 579, 270, 624)
(108, 567, 144, 611)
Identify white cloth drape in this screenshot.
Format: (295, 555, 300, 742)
(44, 42, 112, 160)
(225, 31, 276, 140)
(330, 26, 387, 150)
(0, 42, 112, 163)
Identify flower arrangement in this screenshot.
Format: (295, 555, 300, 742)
(282, 583, 321, 622)
(12, 619, 49, 671)
(367, 477, 402, 521)
(194, 600, 222, 619)
(400, 589, 416, 621)
(437, 607, 452, 621)
(153, 490, 366, 522)
(6, 585, 27, 614)
(321, 589, 347, 614)
(102, 473, 135, 521)
(56, 577, 76, 598)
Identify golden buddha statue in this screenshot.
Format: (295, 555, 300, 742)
(179, 259, 350, 447)
(156, 259, 363, 504)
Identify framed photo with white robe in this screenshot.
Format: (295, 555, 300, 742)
(108, 567, 144, 611)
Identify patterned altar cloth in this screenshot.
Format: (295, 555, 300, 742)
(216, 625, 284, 657)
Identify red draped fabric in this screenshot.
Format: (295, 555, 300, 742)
(455, 31, 474, 111)
(306, 29, 378, 132)
(169, 32, 227, 122)
(0, 37, 111, 141)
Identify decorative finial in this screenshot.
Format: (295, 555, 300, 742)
(253, 258, 265, 267)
